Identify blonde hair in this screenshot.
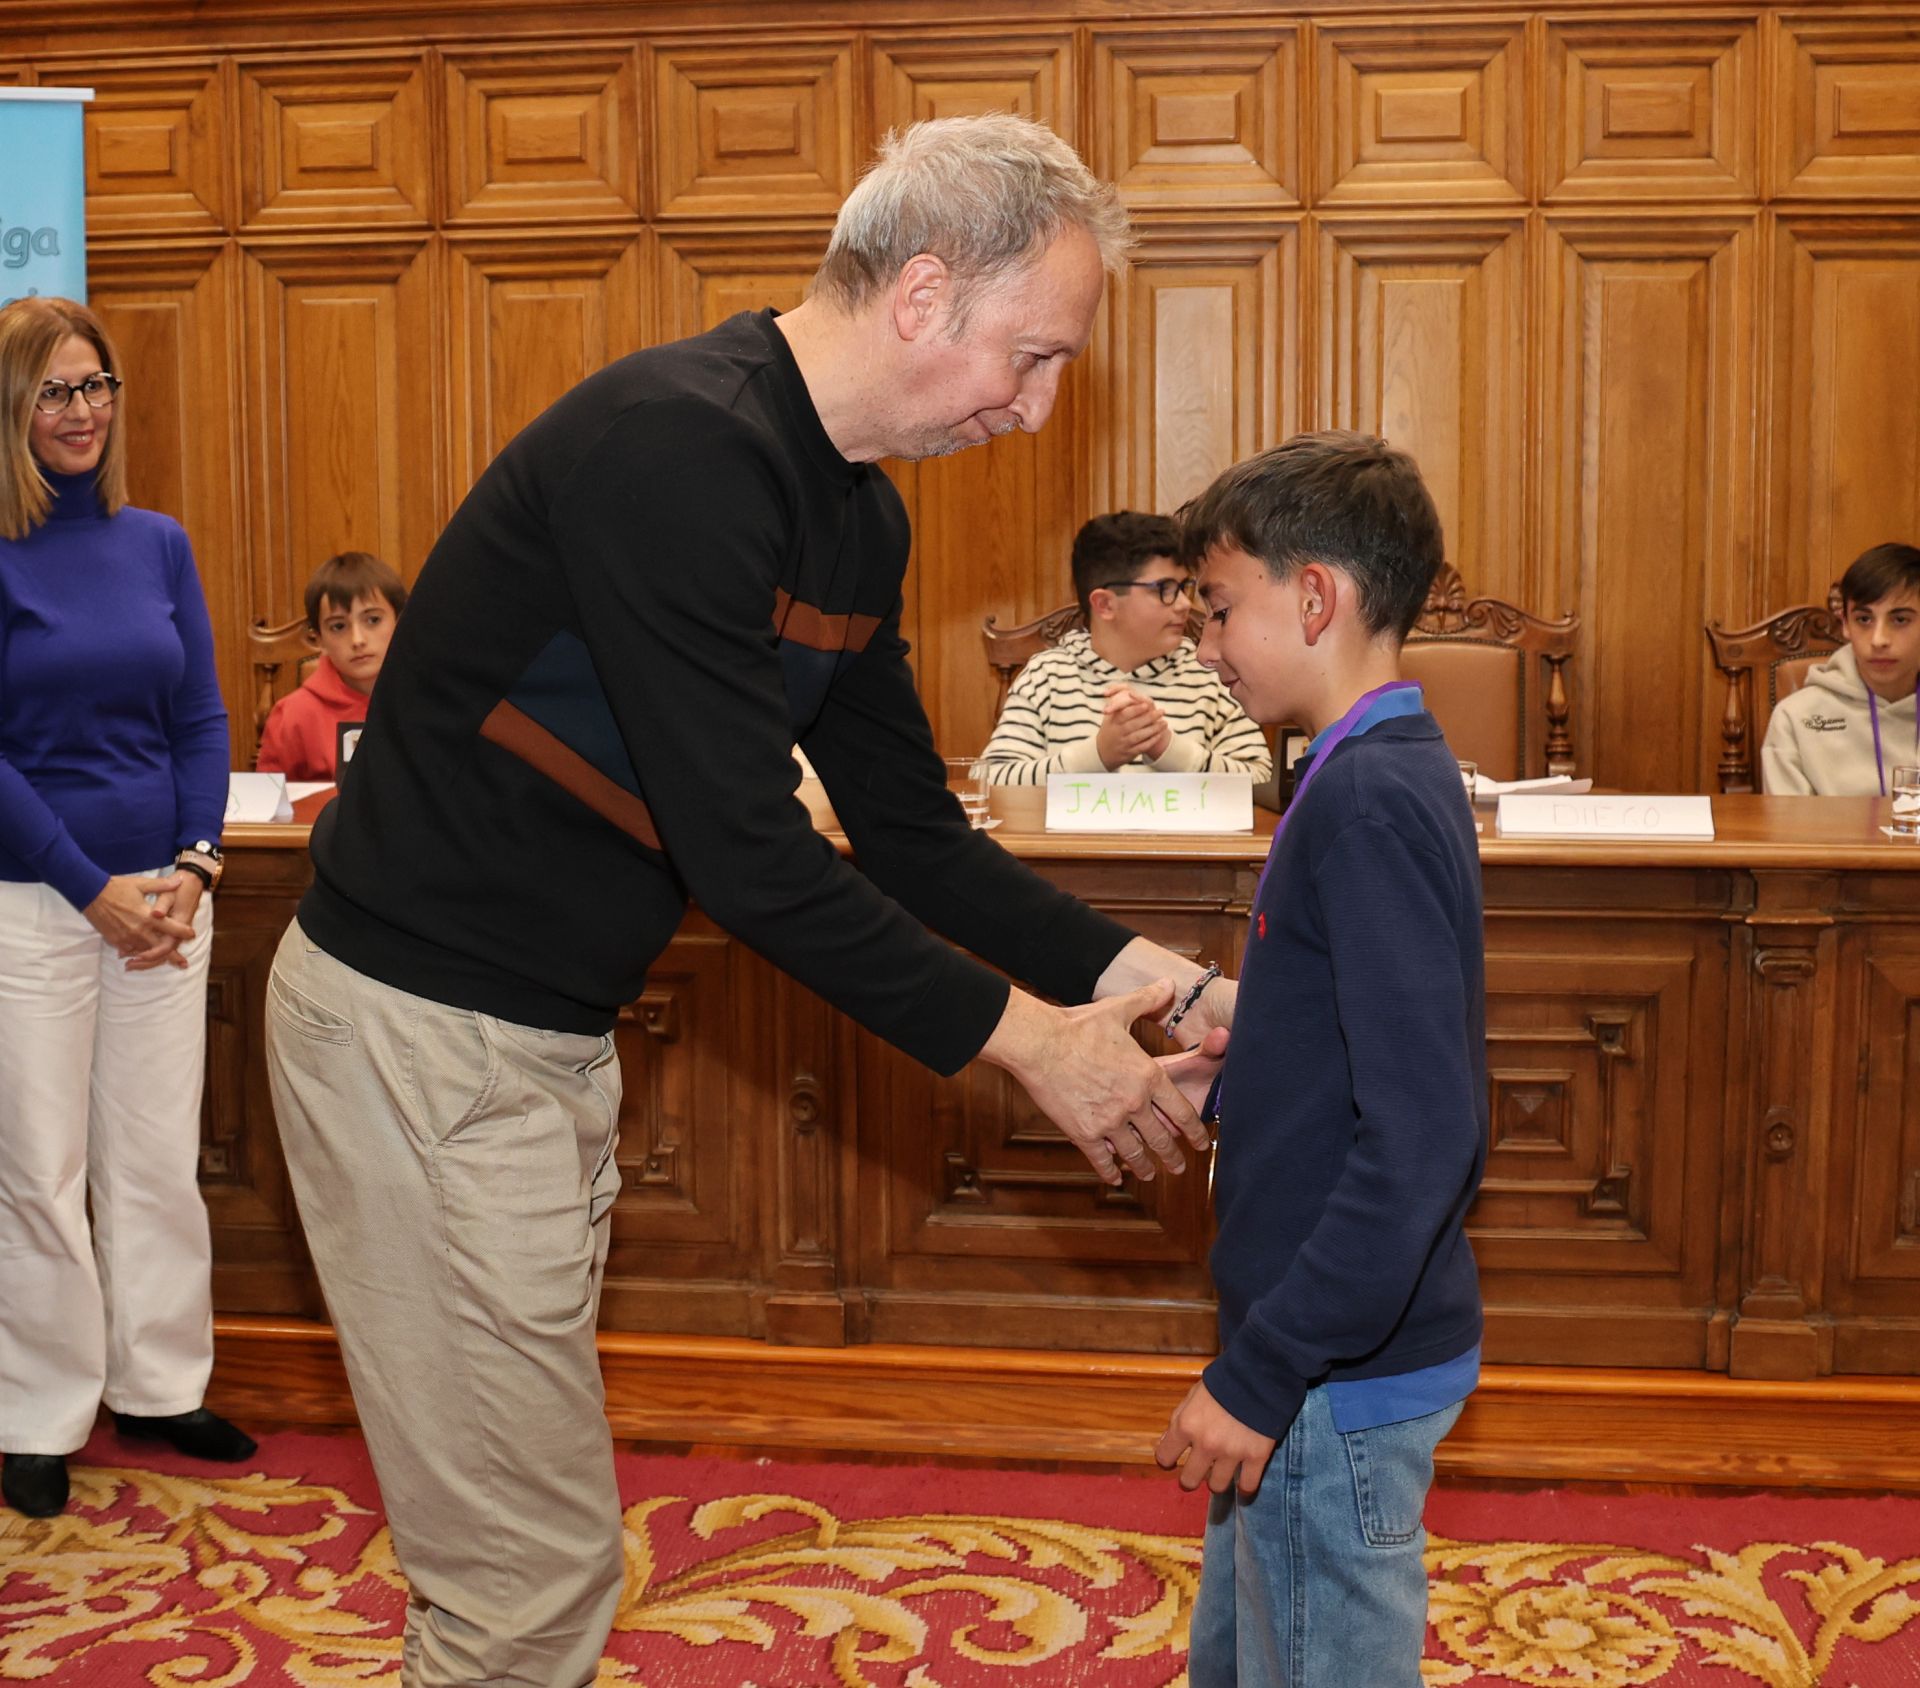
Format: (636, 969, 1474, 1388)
(813, 113, 1132, 320)
(0, 296, 129, 541)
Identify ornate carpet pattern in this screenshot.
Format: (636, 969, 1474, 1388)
(2, 1428, 1917, 1685)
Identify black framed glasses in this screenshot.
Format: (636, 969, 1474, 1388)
(1098, 576, 1195, 607)
(35, 373, 122, 415)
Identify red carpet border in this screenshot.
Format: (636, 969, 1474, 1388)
(2, 1425, 1918, 1684)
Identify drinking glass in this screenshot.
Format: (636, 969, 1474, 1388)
(1457, 760, 1479, 804)
(1892, 765, 1920, 837)
(944, 756, 992, 829)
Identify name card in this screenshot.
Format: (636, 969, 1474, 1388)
(1046, 772, 1254, 834)
(1495, 792, 1714, 841)
(226, 771, 293, 825)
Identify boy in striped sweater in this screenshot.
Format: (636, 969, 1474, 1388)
(980, 511, 1272, 785)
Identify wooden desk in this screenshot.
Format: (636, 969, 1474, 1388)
(203, 792, 1920, 1485)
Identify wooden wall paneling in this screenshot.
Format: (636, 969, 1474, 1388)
(598, 918, 762, 1337)
(1314, 20, 1528, 205)
(1542, 18, 1758, 203)
(1828, 919, 1920, 1374)
(1772, 14, 1920, 201)
(1475, 895, 1732, 1368)
(867, 30, 1075, 142)
(1768, 217, 1920, 610)
(1317, 216, 1528, 607)
(446, 230, 646, 493)
(50, 57, 232, 235)
(243, 238, 444, 624)
(442, 43, 641, 225)
(87, 242, 250, 765)
(1539, 215, 1756, 793)
(652, 38, 856, 221)
(654, 224, 828, 341)
(1731, 872, 1840, 1377)
(1089, 27, 1300, 210)
(1088, 219, 1298, 519)
(238, 52, 434, 230)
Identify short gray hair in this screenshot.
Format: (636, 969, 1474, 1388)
(813, 113, 1132, 315)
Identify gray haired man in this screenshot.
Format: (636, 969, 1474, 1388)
(266, 112, 1232, 1685)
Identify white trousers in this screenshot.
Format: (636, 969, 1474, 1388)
(0, 874, 216, 1454)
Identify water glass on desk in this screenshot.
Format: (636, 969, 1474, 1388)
(1893, 765, 1920, 837)
(944, 756, 992, 829)
(1457, 760, 1478, 803)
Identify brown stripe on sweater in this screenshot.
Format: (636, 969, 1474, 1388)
(480, 701, 663, 852)
(773, 587, 882, 653)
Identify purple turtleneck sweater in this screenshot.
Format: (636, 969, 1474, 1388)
(0, 470, 228, 910)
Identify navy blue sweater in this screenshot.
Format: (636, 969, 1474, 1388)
(1204, 711, 1487, 1439)
(0, 471, 229, 910)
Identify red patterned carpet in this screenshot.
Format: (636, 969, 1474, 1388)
(3, 1422, 1918, 1685)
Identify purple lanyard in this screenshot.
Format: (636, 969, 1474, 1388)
(1255, 680, 1423, 905)
(1867, 682, 1919, 798)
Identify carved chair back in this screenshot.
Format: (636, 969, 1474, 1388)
(1705, 586, 1844, 793)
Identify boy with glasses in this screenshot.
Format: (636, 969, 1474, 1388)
(980, 511, 1271, 783)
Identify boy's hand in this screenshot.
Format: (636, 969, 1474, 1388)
(1098, 687, 1170, 768)
(1157, 1024, 1229, 1114)
(1156, 1379, 1275, 1495)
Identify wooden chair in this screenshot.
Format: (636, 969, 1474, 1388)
(1705, 585, 1844, 794)
(246, 615, 318, 749)
(981, 603, 1089, 716)
(1401, 565, 1579, 781)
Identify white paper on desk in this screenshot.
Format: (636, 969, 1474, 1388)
(1045, 771, 1254, 833)
(285, 781, 334, 802)
(1495, 792, 1713, 840)
(1472, 773, 1592, 801)
(226, 771, 293, 824)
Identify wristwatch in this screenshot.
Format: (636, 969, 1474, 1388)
(176, 839, 224, 892)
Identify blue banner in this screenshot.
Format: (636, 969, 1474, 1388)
(0, 88, 92, 308)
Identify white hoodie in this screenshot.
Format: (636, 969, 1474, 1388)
(1761, 644, 1920, 795)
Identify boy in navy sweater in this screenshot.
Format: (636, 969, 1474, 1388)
(1155, 432, 1487, 1687)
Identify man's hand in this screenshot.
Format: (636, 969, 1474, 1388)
(1097, 687, 1170, 769)
(1156, 1379, 1276, 1495)
(979, 980, 1213, 1185)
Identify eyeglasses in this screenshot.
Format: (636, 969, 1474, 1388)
(1098, 577, 1196, 607)
(34, 373, 122, 415)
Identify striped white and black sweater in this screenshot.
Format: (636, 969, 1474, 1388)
(980, 628, 1273, 786)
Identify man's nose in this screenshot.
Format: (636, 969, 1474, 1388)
(1010, 362, 1064, 433)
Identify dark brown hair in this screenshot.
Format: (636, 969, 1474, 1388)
(1840, 542, 1920, 610)
(1070, 510, 1180, 619)
(1178, 431, 1445, 643)
(304, 550, 408, 630)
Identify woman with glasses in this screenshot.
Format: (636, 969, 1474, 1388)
(0, 296, 253, 1519)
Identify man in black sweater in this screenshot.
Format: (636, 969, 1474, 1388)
(264, 114, 1230, 1687)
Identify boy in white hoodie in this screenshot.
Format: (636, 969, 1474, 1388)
(1763, 543, 1920, 796)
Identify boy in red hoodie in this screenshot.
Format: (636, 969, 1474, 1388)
(256, 551, 407, 782)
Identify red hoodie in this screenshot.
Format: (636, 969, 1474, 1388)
(255, 656, 368, 782)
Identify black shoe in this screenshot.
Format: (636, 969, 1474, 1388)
(2, 1453, 69, 1517)
(111, 1407, 257, 1463)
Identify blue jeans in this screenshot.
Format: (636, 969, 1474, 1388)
(1188, 1388, 1462, 1688)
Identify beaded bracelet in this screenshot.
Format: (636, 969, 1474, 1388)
(1163, 961, 1221, 1040)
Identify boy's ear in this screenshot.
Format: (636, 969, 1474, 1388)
(1089, 587, 1118, 623)
(302, 625, 321, 649)
(1299, 562, 1337, 647)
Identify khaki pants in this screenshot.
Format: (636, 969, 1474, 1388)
(265, 920, 625, 1687)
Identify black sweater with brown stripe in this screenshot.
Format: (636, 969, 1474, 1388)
(300, 309, 1133, 1073)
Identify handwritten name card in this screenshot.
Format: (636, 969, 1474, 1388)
(1495, 793, 1714, 841)
(1045, 772, 1254, 834)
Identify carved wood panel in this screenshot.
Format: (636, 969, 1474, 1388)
(238, 54, 433, 228)
(87, 243, 249, 763)
(1542, 19, 1758, 201)
(654, 226, 827, 341)
(242, 240, 444, 623)
(1090, 28, 1299, 209)
(868, 32, 1075, 141)
(1768, 219, 1920, 610)
(1315, 21, 1528, 204)
(446, 233, 646, 491)
(1089, 220, 1298, 518)
(653, 40, 856, 219)
(1540, 216, 1757, 793)
(1774, 15, 1920, 199)
(1317, 217, 1527, 606)
(56, 57, 230, 234)
(443, 45, 641, 224)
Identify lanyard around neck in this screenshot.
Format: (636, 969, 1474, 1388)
(1867, 682, 1919, 798)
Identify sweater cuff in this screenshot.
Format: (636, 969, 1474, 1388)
(1151, 733, 1208, 774)
(913, 957, 1013, 1076)
(1059, 735, 1109, 774)
(1203, 1330, 1312, 1442)
(41, 831, 110, 914)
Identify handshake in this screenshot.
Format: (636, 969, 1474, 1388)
(979, 941, 1236, 1187)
